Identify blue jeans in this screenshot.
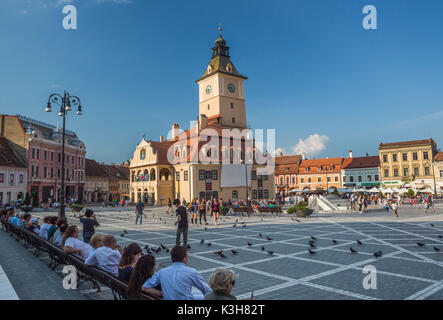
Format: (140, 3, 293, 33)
(135, 213, 143, 224)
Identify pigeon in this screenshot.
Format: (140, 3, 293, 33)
(309, 243, 316, 248)
(214, 250, 223, 255)
(433, 247, 440, 252)
(236, 219, 239, 222)
(332, 240, 338, 244)
(144, 244, 149, 250)
(233, 224, 237, 228)
(120, 233, 125, 237)
(266, 236, 273, 241)
(123, 230, 128, 234)
(267, 251, 274, 255)
(146, 248, 152, 254)
(430, 224, 434, 227)
(350, 247, 357, 254)
(373, 250, 383, 258)
(152, 247, 161, 253)
(164, 221, 167, 224)
(165, 248, 169, 252)
(242, 225, 247, 228)
(311, 236, 317, 241)
(261, 247, 265, 251)
(160, 244, 167, 250)
(417, 242, 426, 247)
(248, 242, 253, 246)
(259, 233, 262, 237)
(219, 252, 227, 258)
(294, 219, 301, 223)
(357, 240, 363, 245)
(308, 249, 316, 255)
(187, 244, 191, 250)
(159, 218, 162, 221)
(231, 250, 239, 254)
(207, 242, 212, 246)
(200, 239, 204, 244)
(438, 235, 443, 239)
(204, 227, 207, 231)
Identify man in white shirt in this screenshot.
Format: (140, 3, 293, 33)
(85, 235, 122, 276)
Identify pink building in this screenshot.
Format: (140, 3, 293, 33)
(18, 115, 86, 204)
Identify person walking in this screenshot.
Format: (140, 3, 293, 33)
(190, 198, 198, 225)
(198, 198, 208, 225)
(174, 199, 188, 248)
(212, 198, 220, 226)
(135, 199, 144, 225)
(166, 198, 173, 213)
(391, 201, 399, 218)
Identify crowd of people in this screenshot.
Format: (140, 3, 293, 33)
(0, 203, 244, 300)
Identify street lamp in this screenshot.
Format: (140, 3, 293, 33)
(45, 91, 82, 218)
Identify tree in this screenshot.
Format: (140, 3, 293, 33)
(407, 188, 415, 198)
(24, 192, 31, 206)
(76, 191, 83, 205)
(32, 192, 39, 208)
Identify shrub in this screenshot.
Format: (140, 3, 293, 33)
(286, 207, 296, 214)
(32, 192, 39, 208)
(294, 201, 308, 212)
(24, 192, 31, 206)
(407, 189, 415, 198)
(70, 204, 83, 213)
(221, 206, 230, 215)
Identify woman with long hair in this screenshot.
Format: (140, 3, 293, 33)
(126, 254, 161, 299)
(62, 225, 93, 259)
(212, 198, 220, 226)
(118, 243, 142, 282)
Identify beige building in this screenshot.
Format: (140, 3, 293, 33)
(433, 152, 443, 195)
(85, 159, 110, 203)
(130, 30, 275, 204)
(379, 138, 438, 189)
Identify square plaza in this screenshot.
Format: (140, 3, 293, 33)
(19, 203, 443, 300)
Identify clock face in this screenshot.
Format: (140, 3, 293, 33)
(228, 83, 235, 93)
(206, 85, 212, 94)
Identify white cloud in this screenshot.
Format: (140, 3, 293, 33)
(273, 147, 285, 156)
(291, 134, 329, 158)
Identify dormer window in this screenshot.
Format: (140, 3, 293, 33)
(207, 66, 212, 73)
(226, 63, 232, 72)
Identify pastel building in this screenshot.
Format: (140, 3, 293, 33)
(341, 151, 380, 188)
(0, 114, 86, 203)
(0, 137, 27, 204)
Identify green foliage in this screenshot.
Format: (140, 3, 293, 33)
(32, 192, 39, 208)
(24, 192, 30, 206)
(286, 207, 296, 214)
(76, 192, 83, 205)
(70, 204, 83, 212)
(407, 189, 415, 198)
(294, 201, 308, 212)
(221, 206, 230, 215)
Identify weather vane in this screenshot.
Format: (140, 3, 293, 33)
(218, 23, 222, 33)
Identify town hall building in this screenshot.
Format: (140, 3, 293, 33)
(129, 30, 275, 204)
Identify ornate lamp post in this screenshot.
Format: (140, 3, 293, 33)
(45, 91, 82, 218)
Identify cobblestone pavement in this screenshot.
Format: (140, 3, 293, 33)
(7, 203, 443, 300)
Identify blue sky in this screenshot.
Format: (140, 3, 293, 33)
(1, 0, 443, 163)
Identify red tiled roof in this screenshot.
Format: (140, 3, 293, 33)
(379, 138, 435, 149)
(342, 156, 380, 169)
(298, 158, 343, 174)
(274, 155, 301, 166)
(435, 151, 443, 162)
(0, 137, 26, 168)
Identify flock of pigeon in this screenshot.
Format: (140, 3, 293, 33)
(117, 217, 441, 261)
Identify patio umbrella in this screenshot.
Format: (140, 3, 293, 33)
(383, 188, 393, 193)
(356, 188, 366, 192)
(368, 187, 379, 193)
(392, 187, 401, 193)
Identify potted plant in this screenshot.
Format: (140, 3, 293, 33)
(295, 201, 313, 218)
(69, 204, 83, 213)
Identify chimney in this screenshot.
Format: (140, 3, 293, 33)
(160, 135, 164, 142)
(301, 153, 306, 160)
(349, 150, 353, 158)
(171, 123, 180, 139)
(280, 151, 283, 157)
(366, 152, 368, 157)
(199, 115, 208, 131)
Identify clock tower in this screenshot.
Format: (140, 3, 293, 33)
(196, 28, 248, 129)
